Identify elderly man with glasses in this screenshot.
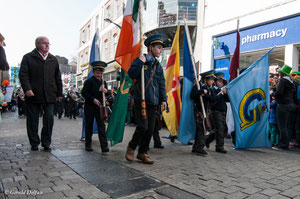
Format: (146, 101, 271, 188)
(19, 36, 63, 151)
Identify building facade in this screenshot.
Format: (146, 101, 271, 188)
(200, 0, 300, 80)
(76, 0, 125, 90)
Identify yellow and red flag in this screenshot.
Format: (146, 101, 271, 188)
(115, 0, 141, 73)
(163, 25, 181, 136)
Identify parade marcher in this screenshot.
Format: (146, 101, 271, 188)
(191, 70, 222, 155)
(125, 34, 167, 164)
(273, 65, 296, 150)
(67, 87, 78, 119)
(19, 36, 63, 151)
(81, 61, 109, 153)
(0, 33, 9, 84)
(205, 72, 229, 153)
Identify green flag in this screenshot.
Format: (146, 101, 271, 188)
(106, 69, 133, 146)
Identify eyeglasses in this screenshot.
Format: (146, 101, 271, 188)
(39, 42, 51, 46)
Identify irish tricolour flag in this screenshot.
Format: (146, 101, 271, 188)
(115, 0, 141, 73)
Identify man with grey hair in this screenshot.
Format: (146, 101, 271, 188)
(19, 36, 63, 151)
(0, 33, 9, 84)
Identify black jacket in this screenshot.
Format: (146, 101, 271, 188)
(81, 76, 107, 107)
(19, 49, 63, 103)
(273, 77, 296, 104)
(0, 46, 9, 70)
(128, 57, 167, 105)
(211, 86, 229, 112)
(190, 83, 220, 112)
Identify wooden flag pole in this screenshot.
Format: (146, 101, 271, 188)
(184, 19, 206, 119)
(139, 0, 146, 119)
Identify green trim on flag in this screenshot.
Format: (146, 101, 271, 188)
(132, 0, 140, 23)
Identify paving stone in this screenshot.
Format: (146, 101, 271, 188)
(38, 187, 53, 194)
(13, 175, 26, 182)
(259, 188, 281, 196)
(1, 178, 13, 183)
(225, 191, 248, 199)
(240, 186, 262, 195)
(270, 194, 291, 199)
(280, 188, 299, 198)
(155, 185, 203, 199)
(51, 184, 71, 192)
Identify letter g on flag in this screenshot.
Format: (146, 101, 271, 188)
(239, 88, 268, 131)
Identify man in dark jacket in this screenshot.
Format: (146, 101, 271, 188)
(0, 33, 9, 84)
(125, 34, 167, 164)
(81, 61, 109, 153)
(273, 65, 296, 150)
(19, 36, 63, 151)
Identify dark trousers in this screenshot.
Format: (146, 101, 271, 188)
(295, 108, 300, 144)
(193, 115, 206, 151)
(84, 104, 107, 149)
(153, 120, 162, 147)
(277, 103, 296, 149)
(26, 102, 54, 148)
(129, 102, 157, 154)
(206, 110, 226, 149)
(69, 101, 77, 118)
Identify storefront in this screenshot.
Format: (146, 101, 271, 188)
(213, 13, 300, 81)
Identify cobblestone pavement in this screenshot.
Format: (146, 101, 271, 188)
(0, 111, 300, 199)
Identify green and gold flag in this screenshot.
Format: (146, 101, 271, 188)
(106, 70, 133, 146)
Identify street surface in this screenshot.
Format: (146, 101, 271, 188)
(0, 111, 300, 199)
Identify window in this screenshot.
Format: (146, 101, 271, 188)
(95, 15, 99, 31)
(103, 39, 108, 60)
(113, 34, 118, 55)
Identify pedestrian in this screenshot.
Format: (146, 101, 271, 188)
(19, 36, 63, 151)
(190, 70, 221, 156)
(81, 61, 109, 153)
(292, 72, 300, 148)
(125, 34, 167, 164)
(269, 97, 279, 147)
(272, 64, 296, 150)
(205, 72, 228, 153)
(0, 33, 9, 84)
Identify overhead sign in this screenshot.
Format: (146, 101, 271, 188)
(213, 15, 300, 57)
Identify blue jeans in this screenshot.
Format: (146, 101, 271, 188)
(26, 103, 54, 147)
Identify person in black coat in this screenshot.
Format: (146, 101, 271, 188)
(19, 36, 63, 151)
(81, 61, 109, 153)
(273, 65, 296, 150)
(0, 33, 9, 84)
(190, 70, 221, 155)
(205, 72, 229, 153)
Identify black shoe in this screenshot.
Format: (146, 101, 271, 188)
(192, 149, 208, 156)
(31, 146, 38, 151)
(216, 148, 227, 154)
(154, 145, 164, 149)
(187, 141, 193, 145)
(43, 147, 52, 152)
(205, 140, 210, 149)
(85, 146, 93, 152)
(170, 136, 175, 143)
(73, 117, 76, 119)
(102, 147, 109, 153)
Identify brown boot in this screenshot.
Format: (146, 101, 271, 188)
(136, 153, 154, 164)
(125, 145, 135, 162)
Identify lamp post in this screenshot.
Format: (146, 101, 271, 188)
(104, 18, 121, 29)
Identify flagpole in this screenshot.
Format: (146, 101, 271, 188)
(236, 19, 240, 76)
(139, 0, 146, 119)
(184, 19, 207, 119)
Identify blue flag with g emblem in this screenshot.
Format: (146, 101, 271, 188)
(226, 48, 273, 149)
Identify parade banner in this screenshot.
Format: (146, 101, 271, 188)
(178, 29, 196, 145)
(225, 48, 273, 149)
(162, 25, 181, 137)
(115, 0, 141, 74)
